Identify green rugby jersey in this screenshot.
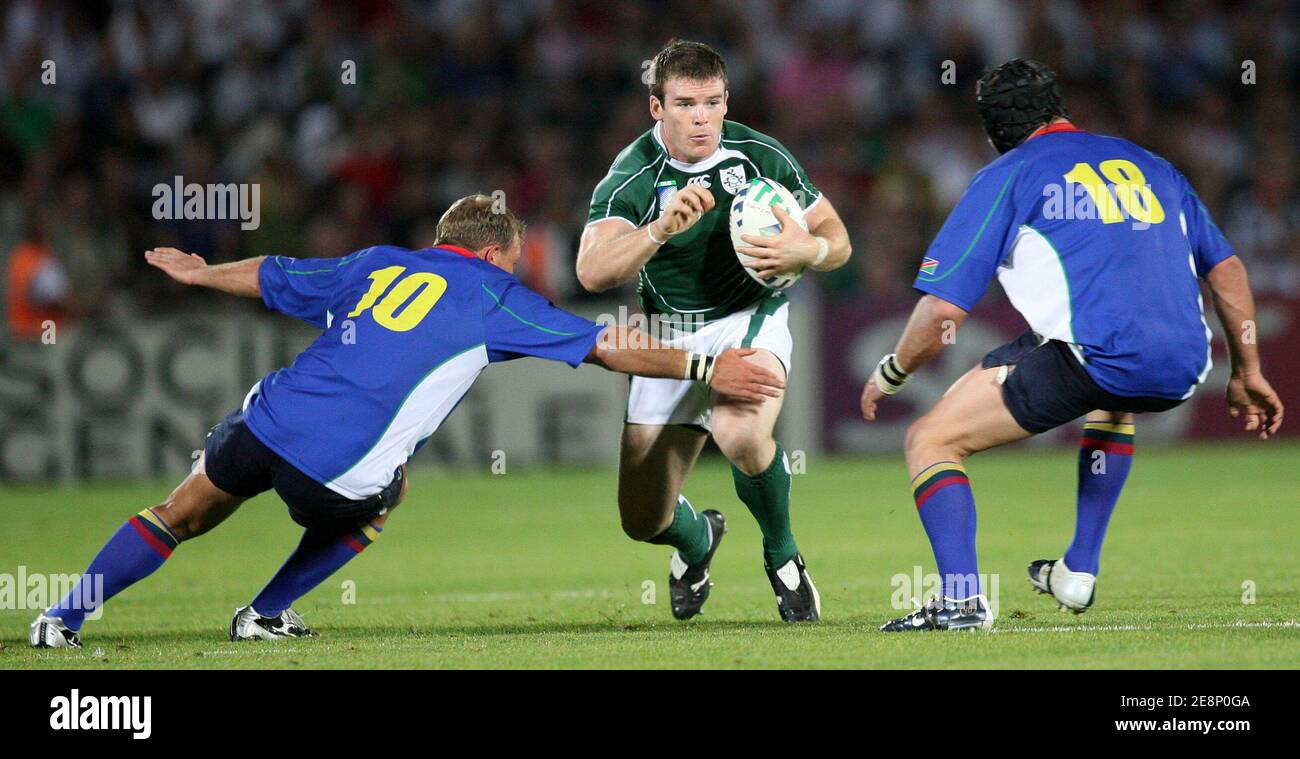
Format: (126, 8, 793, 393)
(587, 120, 821, 322)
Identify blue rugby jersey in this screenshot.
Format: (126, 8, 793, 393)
(243, 245, 605, 499)
(913, 123, 1233, 400)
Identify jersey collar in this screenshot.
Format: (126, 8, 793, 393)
(652, 121, 738, 173)
(436, 244, 479, 259)
(1024, 119, 1084, 142)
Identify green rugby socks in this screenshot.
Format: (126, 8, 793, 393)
(732, 441, 797, 568)
(647, 495, 712, 565)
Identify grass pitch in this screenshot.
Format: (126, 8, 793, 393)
(2, 441, 1297, 669)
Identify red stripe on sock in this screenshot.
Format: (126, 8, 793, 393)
(342, 534, 367, 553)
(129, 517, 174, 559)
(1080, 439, 1134, 455)
(914, 475, 969, 510)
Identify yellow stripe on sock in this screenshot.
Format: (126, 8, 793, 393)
(910, 460, 966, 485)
(1083, 422, 1135, 435)
(359, 523, 382, 542)
(136, 508, 176, 538)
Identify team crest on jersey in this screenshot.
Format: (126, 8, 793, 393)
(656, 179, 677, 215)
(919, 257, 940, 276)
(719, 165, 747, 194)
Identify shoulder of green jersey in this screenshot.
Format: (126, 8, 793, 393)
(590, 157, 664, 225)
(590, 131, 666, 224)
(720, 122, 817, 200)
(595, 129, 661, 183)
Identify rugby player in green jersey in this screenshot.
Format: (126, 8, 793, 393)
(577, 40, 852, 622)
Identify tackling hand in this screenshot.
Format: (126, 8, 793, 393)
(708, 348, 785, 403)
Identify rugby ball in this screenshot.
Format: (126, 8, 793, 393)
(729, 177, 808, 290)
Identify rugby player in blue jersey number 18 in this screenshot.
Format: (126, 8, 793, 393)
(861, 60, 1284, 633)
(29, 194, 784, 649)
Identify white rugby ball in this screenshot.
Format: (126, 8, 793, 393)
(729, 177, 808, 290)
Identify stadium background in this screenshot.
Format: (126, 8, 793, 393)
(1, 0, 1297, 481)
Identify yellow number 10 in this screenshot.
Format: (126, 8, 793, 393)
(346, 265, 447, 332)
(1063, 159, 1165, 225)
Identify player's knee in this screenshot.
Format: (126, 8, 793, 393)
(903, 417, 930, 456)
(620, 515, 664, 542)
(617, 501, 671, 542)
(905, 415, 949, 462)
(153, 498, 207, 541)
(712, 423, 766, 469)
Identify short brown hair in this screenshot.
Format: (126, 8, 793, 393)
(434, 194, 525, 252)
(648, 39, 727, 102)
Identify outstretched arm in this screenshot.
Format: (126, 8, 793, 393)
(1205, 255, 1284, 438)
(145, 247, 264, 298)
(860, 294, 969, 421)
(586, 326, 784, 403)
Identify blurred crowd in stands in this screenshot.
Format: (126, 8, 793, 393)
(2, 0, 1297, 340)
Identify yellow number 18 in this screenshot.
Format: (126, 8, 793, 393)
(346, 265, 447, 332)
(1063, 159, 1166, 225)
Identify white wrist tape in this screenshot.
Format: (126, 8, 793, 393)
(873, 353, 909, 395)
(812, 236, 829, 267)
(647, 221, 677, 246)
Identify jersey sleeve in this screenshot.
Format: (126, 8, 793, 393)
(480, 270, 606, 367)
(912, 160, 1028, 312)
(1175, 170, 1235, 276)
(747, 134, 821, 210)
(258, 255, 344, 328)
(587, 149, 656, 228)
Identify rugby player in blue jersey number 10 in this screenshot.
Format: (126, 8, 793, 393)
(28, 194, 784, 648)
(860, 59, 1284, 633)
(577, 40, 853, 622)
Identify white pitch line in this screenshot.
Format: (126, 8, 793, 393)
(995, 620, 1300, 634)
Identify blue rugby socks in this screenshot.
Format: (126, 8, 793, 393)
(250, 520, 383, 617)
(47, 508, 180, 631)
(1064, 421, 1135, 575)
(912, 461, 980, 599)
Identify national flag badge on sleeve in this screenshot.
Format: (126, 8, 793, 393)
(919, 257, 940, 276)
(656, 180, 678, 215)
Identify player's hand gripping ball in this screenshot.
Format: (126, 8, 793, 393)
(729, 177, 809, 290)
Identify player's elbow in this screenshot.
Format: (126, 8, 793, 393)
(923, 294, 969, 325)
(576, 268, 608, 294)
(575, 257, 613, 293)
